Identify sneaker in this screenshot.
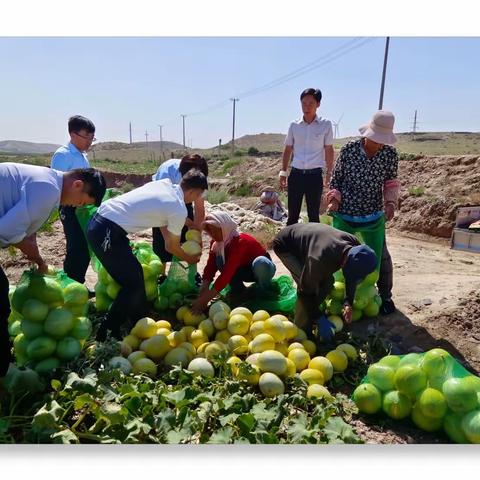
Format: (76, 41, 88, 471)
(380, 299, 396, 315)
(195, 272, 202, 288)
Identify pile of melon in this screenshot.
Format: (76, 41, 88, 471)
(109, 302, 358, 400)
(353, 348, 480, 443)
(8, 270, 91, 374)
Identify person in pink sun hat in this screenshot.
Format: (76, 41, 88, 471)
(326, 110, 400, 315)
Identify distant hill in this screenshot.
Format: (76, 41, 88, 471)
(220, 131, 480, 156)
(0, 140, 60, 155)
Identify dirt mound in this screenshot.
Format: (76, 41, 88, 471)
(390, 155, 480, 238)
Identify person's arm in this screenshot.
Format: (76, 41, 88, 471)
(324, 145, 334, 187)
(280, 124, 294, 190)
(160, 227, 199, 264)
(191, 285, 218, 314)
(326, 146, 345, 213)
(190, 197, 205, 231)
(383, 149, 400, 221)
(14, 234, 48, 273)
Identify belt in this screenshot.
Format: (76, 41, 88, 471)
(291, 167, 323, 175)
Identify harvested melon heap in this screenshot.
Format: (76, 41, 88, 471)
(113, 302, 359, 400)
(352, 348, 480, 444)
(8, 269, 91, 374)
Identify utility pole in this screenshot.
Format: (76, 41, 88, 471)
(378, 37, 390, 110)
(181, 114, 187, 150)
(218, 139, 222, 158)
(129, 122, 132, 144)
(412, 110, 418, 140)
(158, 124, 164, 163)
(230, 98, 239, 156)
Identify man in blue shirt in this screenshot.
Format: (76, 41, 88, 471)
(1, 162, 106, 377)
(51, 115, 96, 286)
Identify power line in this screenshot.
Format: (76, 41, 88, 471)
(236, 37, 376, 100)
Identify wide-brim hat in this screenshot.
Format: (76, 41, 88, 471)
(359, 110, 397, 145)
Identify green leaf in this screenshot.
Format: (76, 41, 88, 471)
(163, 388, 187, 405)
(52, 429, 79, 444)
(324, 416, 361, 444)
(99, 402, 125, 425)
(73, 393, 96, 410)
(166, 428, 192, 444)
(207, 426, 234, 444)
(219, 412, 240, 426)
(237, 413, 256, 435)
(32, 400, 65, 432)
(51, 379, 62, 391)
(65, 372, 98, 394)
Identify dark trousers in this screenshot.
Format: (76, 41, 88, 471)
(0, 264, 12, 376)
(378, 238, 393, 301)
(60, 206, 91, 284)
(87, 214, 148, 340)
(152, 202, 194, 263)
(287, 168, 323, 225)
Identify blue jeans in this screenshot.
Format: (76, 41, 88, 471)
(230, 255, 276, 292)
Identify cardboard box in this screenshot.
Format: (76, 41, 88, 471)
(451, 206, 480, 253)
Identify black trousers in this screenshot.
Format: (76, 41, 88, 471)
(87, 214, 149, 340)
(60, 206, 91, 284)
(287, 168, 323, 225)
(0, 264, 12, 376)
(152, 202, 194, 263)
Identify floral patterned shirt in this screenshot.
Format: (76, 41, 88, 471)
(329, 139, 398, 217)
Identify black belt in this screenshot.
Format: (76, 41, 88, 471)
(291, 167, 323, 175)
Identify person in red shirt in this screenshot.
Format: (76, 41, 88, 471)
(191, 211, 276, 313)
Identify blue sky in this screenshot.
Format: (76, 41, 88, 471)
(0, 36, 479, 148)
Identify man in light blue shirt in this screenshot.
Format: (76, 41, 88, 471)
(51, 115, 96, 285)
(1, 162, 106, 377)
(152, 158, 182, 184)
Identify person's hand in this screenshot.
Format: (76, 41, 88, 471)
(342, 304, 353, 324)
(279, 175, 287, 191)
(35, 260, 49, 275)
(191, 296, 208, 314)
(385, 203, 395, 221)
(314, 315, 336, 342)
(184, 253, 201, 265)
(326, 199, 339, 214)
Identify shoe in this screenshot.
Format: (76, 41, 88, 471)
(195, 272, 202, 288)
(157, 274, 167, 286)
(380, 299, 396, 315)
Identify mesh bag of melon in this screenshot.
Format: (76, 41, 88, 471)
(158, 257, 198, 300)
(10, 269, 91, 372)
(352, 349, 480, 444)
(94, 242, 164, 312)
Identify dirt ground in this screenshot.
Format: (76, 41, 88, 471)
(2, 221, 480, 444)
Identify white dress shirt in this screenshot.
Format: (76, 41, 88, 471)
(284, 115, 333, 170)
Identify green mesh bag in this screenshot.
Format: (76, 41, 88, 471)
(10, 268, 91, 371)
(155, 258, 198, 311)
(352, 349, 480, 444)
(220, 274, 297, 314)
(94, 242, 163, 312)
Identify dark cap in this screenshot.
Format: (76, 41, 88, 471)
(342, 245, 377, 305)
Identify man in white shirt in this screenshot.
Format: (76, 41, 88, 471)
(279, 88, 334, 225)
(86, 170, 208, 341)
(0, 162, 106, 377)
(51, 115, 96, 285)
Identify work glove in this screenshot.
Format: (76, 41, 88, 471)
(314, 315, 336, 343)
